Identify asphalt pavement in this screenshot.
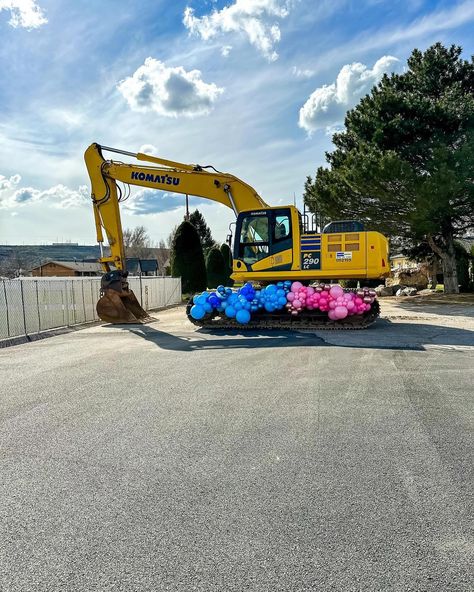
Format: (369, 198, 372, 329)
(0, 305, 473, 591)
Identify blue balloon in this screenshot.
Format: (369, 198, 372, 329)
(204, 302, 212, 312)
(225, 306, 236, 318)
(234, 301, 242, 311)
(264, 302, 275, 312)
(277, 289, 285, 297)
(208, 295, 220, 307)
(236, 309, 251, 324)
(193, 294, 200, 304)
(278, 297, 287, 307)
(265, 284, 277, 294)
(225, 287, 233, 295)
(217, 285, 225, 293)
(197, 295, 207, 306)
(190, 304, 205, 319)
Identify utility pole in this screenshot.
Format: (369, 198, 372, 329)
(185, 194, 190, 221)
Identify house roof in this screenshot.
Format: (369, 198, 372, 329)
(31, 260, 103, 272)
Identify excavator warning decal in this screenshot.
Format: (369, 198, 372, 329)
(301, 234, 321, 270)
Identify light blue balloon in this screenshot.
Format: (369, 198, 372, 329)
(203, 302, 212, 313)
(236, 309, 251, 324)
(193, 294, 200, 304)
(265, 284, 277, 294)
(190, 304, 205, 319)
(264, 302, 275, 312)
(225, 306, 236, 318)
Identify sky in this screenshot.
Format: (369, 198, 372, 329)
(1, 0, 474, 246)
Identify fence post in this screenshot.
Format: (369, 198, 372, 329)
(139, 273, 143, 306)
(81, 280, 86, 322)
(19, 280, 28, 337)
(3, 280, 10, 338)
(35, 280, 41, 332)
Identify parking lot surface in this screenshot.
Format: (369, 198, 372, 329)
(1, 303, 473, 591)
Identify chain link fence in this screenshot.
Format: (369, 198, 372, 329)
(0, 276, 181, 342)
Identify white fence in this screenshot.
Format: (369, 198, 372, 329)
(0, 276, 182, 341)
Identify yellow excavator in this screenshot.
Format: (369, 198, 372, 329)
(85, 143, 389, 328)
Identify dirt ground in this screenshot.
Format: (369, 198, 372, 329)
(379, 293, 474, 330)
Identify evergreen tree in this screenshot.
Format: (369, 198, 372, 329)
(305, 43, 474, 293)
(170, 221, 206, 293)
(219, 243, 234, 286)
(206, 248, 228, 288)
(189, 209, 216, 253)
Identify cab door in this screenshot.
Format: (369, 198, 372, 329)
(234, 208, 293, 272)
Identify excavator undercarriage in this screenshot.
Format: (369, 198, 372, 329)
(186, 296, 380, 331)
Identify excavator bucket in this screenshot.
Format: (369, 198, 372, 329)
(97, 288, 151, 324)
(96, 270, 152, 324)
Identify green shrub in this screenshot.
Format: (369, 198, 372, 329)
(171, 221, 206, 294)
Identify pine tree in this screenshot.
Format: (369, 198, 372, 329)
(170, 221, 207, 294)
(219, 243, 234, 286)
(306, 43, 474, 293)
(206, 248, 228, 288)
(189, 209, 216, 253)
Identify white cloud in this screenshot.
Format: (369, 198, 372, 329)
(123, 189, 209, 216)
(221, 45, 233, 57)
(292, 66, 314, 79)
(117, 58, 224, 117)
(183, 0, 291, 62)
(0, 0, 47, 29)
(298, 56, 400, 134)
(0, 181, 88, 209)
(139, 144, 157, 155)
(0, 173, 21, 192)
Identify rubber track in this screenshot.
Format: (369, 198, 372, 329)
(186, 299, 380, 331)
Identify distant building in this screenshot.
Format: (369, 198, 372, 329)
(125, 258, 159, 276)
(389, 254, 419, 271)
(30, 260, 103, 277)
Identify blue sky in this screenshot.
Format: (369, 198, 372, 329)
(1, 0, 474, 245)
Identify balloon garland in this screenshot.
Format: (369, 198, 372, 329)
(190, 282, 377, 325)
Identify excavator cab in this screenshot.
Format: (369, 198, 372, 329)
(232, 207, 296, 276)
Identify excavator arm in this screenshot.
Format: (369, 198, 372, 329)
(84, 142, 269, 323)
(85, 143, 267, 273)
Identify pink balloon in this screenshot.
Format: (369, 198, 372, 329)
(306, 286, 315, 296)
(287, 292, 295, 302)
(291, 281, 303, 293)
(365, 303, 372, 311)
(355, 297, 363, 306)
(329, 301, 336, 309)
(293, 299, 302, 308)
(328, 310, 338, 321)
(335, 306, 348, 319)
(346, 301, 355, 310)
(329, 285, 344, 299)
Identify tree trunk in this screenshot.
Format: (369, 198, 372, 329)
(427, 235, 459, 294)
(441, 241, 459, 294)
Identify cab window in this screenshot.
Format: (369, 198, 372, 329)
(274, 215, 290, 241)
(240, 216, 269, 243)
(239, 215, 269, 263)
